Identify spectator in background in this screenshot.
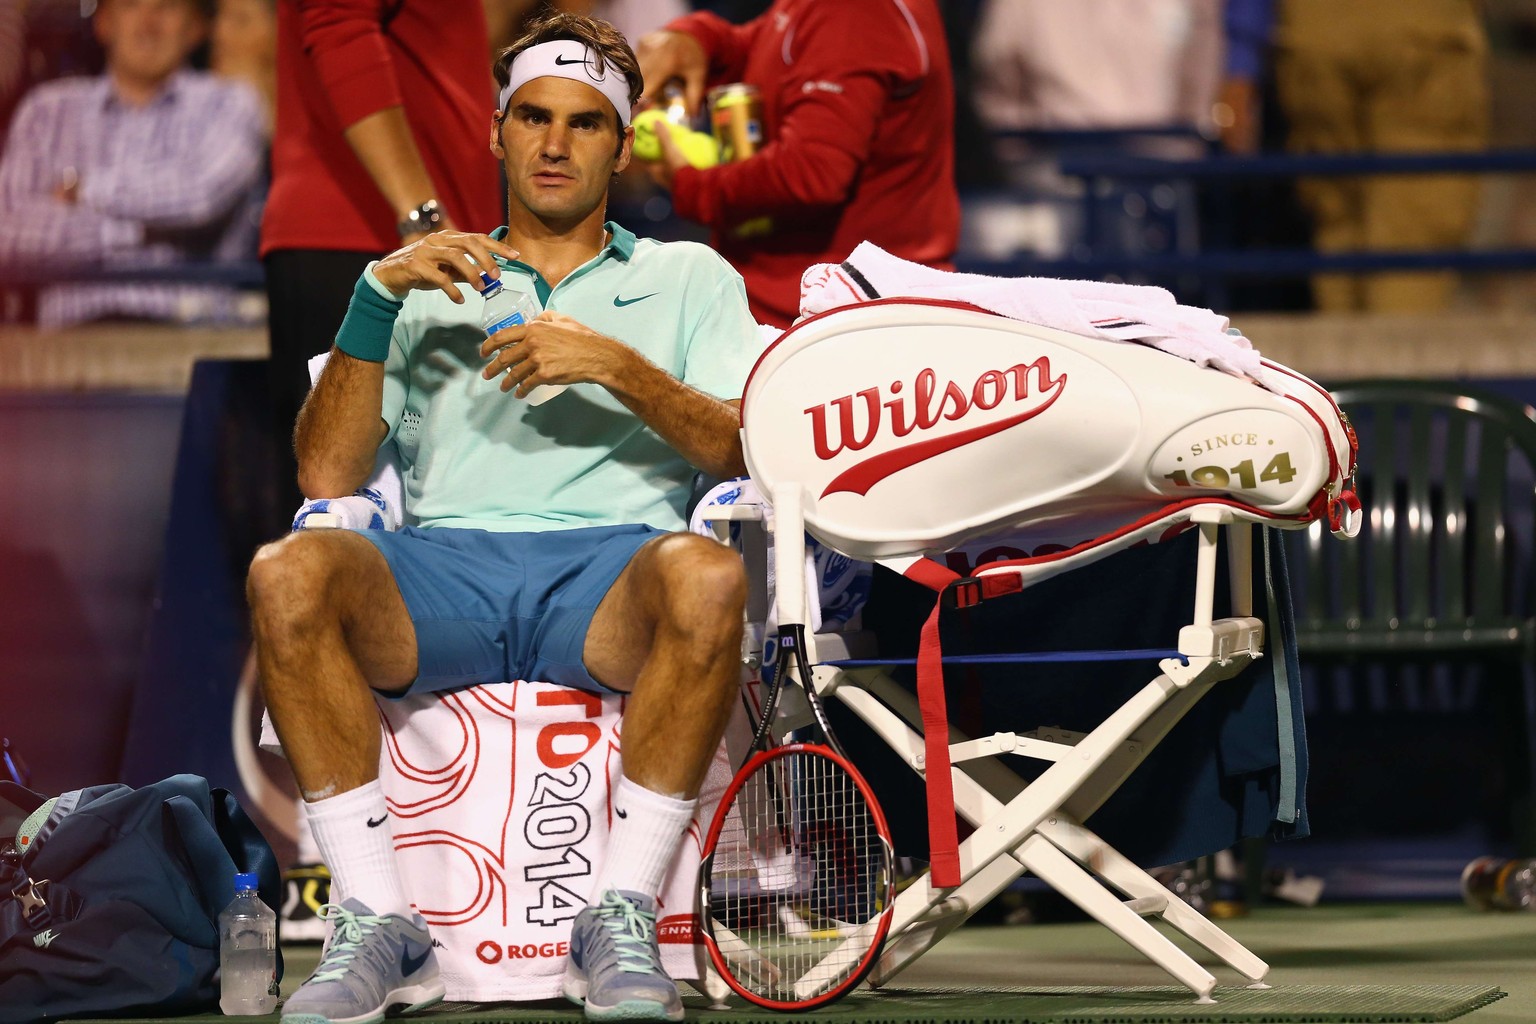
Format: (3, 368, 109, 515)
(0, 0, 265, 329)
(1214, 0, 1274, 156)
(485, 1, 687, 72)
(964, 1, 1240, 265)
(559, 0, 687, 48)
(633, 0, 959, 328)
(1273, 0, 1489, 313)
(210, 0, 275, 136)
(971, 0, 1223, 142)
(259, 0, 503, 535)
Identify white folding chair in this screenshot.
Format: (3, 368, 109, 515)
(724, 299, 1359, 1002)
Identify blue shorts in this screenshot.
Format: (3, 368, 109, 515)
(358, 523, 663, 696)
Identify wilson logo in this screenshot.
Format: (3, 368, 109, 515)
(804, 359, 1067, 497)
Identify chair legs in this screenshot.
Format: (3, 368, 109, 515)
(825, 635, 1271, 1001)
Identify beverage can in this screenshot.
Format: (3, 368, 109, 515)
(708, 84, 763, 163)
(661, 80, 692, 126)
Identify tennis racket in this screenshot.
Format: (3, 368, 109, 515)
(699, 620, 896, 1010)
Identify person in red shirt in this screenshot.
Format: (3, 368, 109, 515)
(260, 0, 503, 536)
(634, 0, 960, 329)
(256, 0, 503, 942)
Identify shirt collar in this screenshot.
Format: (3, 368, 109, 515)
(602, 220, 637, 260)
(100, 68, 190, 111)
(489, 220, 637, 266)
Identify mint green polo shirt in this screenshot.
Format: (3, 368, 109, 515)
(370, 222, 761, 533)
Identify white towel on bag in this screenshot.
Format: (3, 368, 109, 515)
(799, 242, 1274, 388)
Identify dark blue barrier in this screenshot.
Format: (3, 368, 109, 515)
(958, 247, 1536, 280)
(1059, 147, 1536, 180)
(0, 262, 266, 288)
(120, 360, 280, 801)
(1041, 147, 1536, 291)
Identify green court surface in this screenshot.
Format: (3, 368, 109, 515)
(69, 903, 1535, 1024)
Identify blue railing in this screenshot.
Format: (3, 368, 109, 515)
(4, 148, 1535, 303)
(960, 145, 1536, 301)
(0, 261, 267, 288)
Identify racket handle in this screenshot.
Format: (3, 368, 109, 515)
(772, 482, 807, 629)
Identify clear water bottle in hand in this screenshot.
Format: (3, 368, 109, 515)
(218, 872, 277, 1015)
(480, 271, 564, 406)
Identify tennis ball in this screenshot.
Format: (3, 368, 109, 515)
(632, 109, 671, 162)
(677, 129, 720, 169)
(632, 111, 720, 169)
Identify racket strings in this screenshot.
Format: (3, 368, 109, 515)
(707, 748, 892, 1003)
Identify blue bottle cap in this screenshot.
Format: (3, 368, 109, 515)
(234, 871, 259, 891)
(479, 270, 501, 294)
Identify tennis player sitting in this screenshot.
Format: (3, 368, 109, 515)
(248, 13, 759, 1023)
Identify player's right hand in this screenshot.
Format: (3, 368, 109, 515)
(371, 231, 521, 303)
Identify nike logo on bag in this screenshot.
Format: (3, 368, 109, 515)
(401, 945, 431, 976)
(34, 929, 59, 948)
(554, 55, 587, 65)
(613, 293, 657, 307)
(366, 814, 388, 828)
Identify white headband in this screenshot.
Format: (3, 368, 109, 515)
(499, 40, 632, 128)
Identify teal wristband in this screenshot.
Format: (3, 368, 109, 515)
(334, 274, 403, 363)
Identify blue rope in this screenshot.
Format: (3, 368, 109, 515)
(822, 648, 1188, 668)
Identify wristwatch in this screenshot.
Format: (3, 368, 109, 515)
(396, 199, 444, 238)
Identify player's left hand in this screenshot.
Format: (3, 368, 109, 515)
(479, 311, 631, 397)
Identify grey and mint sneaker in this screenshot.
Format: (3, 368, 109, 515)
(280, 899, 444, 1024)
(563, 889, 684, 1021)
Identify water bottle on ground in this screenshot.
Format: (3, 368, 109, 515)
(480, 271, 564, 406)
(1460, 856, 1536, 911)
(219, 871, 278, 1015)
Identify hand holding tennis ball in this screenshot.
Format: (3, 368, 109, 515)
(632, 109, 719, 168)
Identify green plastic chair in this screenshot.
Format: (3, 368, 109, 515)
(1290, 379, 1536, 852)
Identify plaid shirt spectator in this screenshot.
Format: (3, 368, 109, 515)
(0, 69, 265, 328)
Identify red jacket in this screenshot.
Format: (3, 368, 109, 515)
(667, 0, 960, 327)
(261, 0, 502, 255)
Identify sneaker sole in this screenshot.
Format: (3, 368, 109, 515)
(564, 975, 683, 1022)
(281, 980, 446, 1024)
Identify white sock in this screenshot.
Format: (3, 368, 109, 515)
(592, 776, 698, 902)
(303, 781, 414, 919)
(295, 810, 321, 865)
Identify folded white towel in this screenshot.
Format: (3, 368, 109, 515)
(688, 478, 872, 635)
(800, 242, 1273, 388)
(291, 486, 399, 532)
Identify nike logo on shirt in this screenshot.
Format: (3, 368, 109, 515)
(613, 293, 657, 307)
(367, 814, 388, 828)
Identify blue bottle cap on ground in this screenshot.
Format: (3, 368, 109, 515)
(234, 871, 259, 891)
(479, 270, 501, 294)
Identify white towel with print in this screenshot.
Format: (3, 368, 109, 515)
(688, 478, 873, 635)
(800, 242, 1274, 388)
